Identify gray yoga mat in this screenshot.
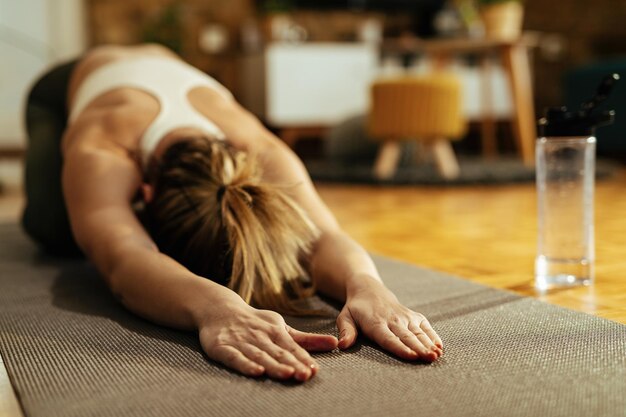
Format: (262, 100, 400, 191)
(0, 222, 625, 417)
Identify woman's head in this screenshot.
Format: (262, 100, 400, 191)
(145, 135, 320, 314)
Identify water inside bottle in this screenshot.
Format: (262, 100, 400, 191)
(535, 255, 593, 290)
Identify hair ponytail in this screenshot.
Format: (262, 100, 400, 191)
(147, 136, 323, 315)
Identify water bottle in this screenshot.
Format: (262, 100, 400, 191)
(535, 74, 619, 291)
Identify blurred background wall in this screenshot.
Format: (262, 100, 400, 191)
(82, 0, 626, 108)
(2, 0, 626, 148)
(0, 0, 86, 147)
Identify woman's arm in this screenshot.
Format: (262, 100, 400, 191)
(62, 133, 336, 381)
(252, 135, 443, 361)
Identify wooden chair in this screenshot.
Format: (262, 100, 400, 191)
(368, 74, 466, 180)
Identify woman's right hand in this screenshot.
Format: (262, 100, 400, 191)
(198, 302, 338, 382)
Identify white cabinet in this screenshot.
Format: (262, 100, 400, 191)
(240, 43, 379, 128)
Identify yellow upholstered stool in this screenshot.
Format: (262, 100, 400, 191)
(368, 74, 466, 179)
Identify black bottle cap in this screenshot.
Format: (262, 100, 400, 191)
(538, 73, 619, 137)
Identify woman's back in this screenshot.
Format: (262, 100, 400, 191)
(62, 44, 257, 167)
(63, 45, 174, 157)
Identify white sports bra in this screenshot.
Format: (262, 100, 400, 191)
(69, 56, 233, 171)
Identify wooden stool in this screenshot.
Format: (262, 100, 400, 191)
(369, 74, 466, 180)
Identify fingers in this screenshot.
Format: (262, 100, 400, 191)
(416, 332, 442, 358)
(369, 324, 420, 360)
(272, 332, 319, 381)
(287, 326, 338, 352)
(336, 310, 358, 350)
(239, 343, 297, 380)
(210, 345, 265, 377)
(408, 320, 443, 355)
(261, 337, 313, 381)
(210, 335, 321, 382)
(390, 323, 440, 362)
(244, 325, 333, 382)
(419, 319, 443, 349)
(200, 307, 339, 382)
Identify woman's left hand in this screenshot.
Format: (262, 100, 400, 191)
(336, 276, 443, 362)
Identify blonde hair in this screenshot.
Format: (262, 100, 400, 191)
(146, 136, 321, 315)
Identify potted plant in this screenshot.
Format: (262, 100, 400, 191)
(477, 0, 524, 41)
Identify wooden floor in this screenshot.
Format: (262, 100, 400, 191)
(316, 168, 626, 326)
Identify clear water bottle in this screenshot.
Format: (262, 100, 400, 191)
(535, 74, 619, 291)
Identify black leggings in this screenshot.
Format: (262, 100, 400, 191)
(22, 59, 83, 257)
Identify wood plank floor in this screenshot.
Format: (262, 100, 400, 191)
(317, 168, 626, 325)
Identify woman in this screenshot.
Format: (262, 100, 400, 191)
(22, 44, 443, 382)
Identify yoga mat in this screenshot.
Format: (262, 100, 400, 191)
(0, 223, 625, 417)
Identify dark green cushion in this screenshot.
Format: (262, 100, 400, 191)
(564, 58, 626, 155)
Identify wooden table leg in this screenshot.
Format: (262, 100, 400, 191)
(501, 44, 536, 166)
(480, 55, 498, 159)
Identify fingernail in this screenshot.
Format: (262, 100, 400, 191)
(282, 367, 295, 378)
(296, 368, 311, 381)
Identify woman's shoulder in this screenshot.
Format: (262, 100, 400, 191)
(68, 44, 178, 101)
